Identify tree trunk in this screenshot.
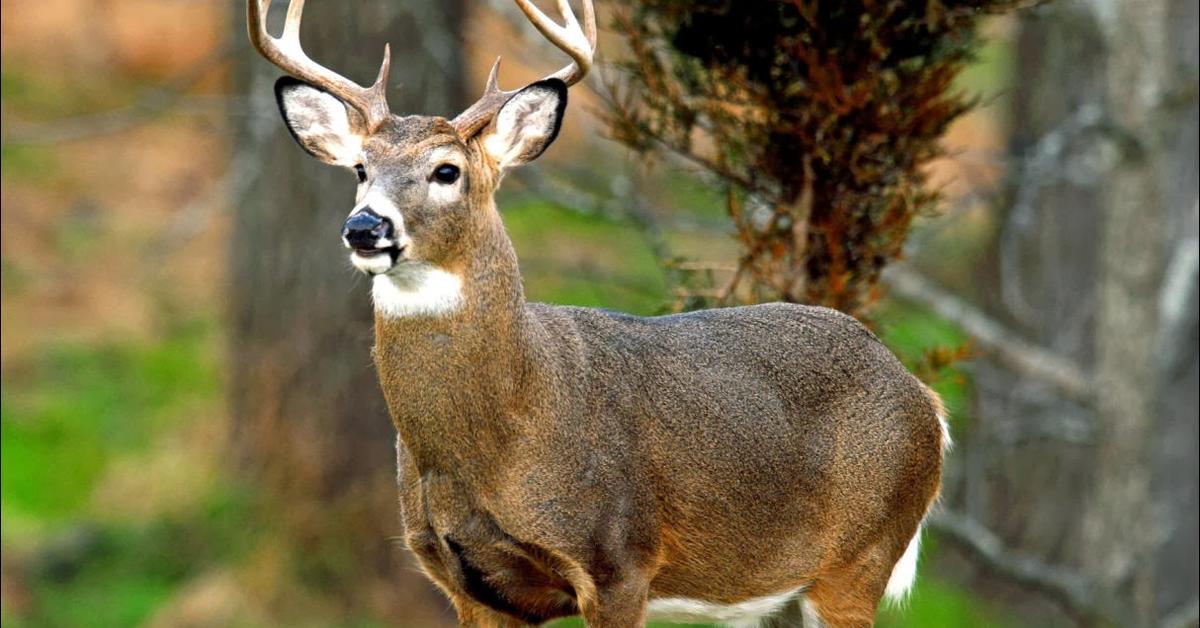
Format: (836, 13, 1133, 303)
(229, 1, 464, 623)
(1083, 0, 1194, 625)
(958, 0, 1199, 624)
(953, 8, 1107, 623)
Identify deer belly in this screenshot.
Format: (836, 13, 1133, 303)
(646, 587, 804, 625)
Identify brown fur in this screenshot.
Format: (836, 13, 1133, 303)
(278, 95, 943, 627)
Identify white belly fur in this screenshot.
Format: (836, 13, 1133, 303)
(646, 587, 804, 627)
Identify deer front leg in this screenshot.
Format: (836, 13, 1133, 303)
(579, 570, 650, 628)
(453, 596, 531, 628)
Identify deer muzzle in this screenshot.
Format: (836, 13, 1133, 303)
(343, 209, 395, 253)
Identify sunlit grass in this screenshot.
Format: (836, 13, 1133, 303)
(1, 320, 218, 526)
(0, 318, 251, 627)
(14, 497, 253, 628)
(504, 199, 670, 315)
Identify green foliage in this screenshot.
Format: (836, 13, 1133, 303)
(0, 144, 60, 182)
(875, 299, 972, 422)
(503, 199, 670, 314)
(605, 0, 1019, 314)
(0, 67, 146, 121)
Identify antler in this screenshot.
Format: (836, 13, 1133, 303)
(248, 0, 392, 131)
(451, 0, 597, 138)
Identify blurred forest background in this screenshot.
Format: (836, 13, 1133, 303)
(1, 0, 1197, 627)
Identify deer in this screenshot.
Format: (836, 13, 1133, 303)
(248, 0, 948, 626)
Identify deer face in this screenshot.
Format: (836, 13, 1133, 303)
(275, 78, 567, 279)
(250, 0, 592, 316)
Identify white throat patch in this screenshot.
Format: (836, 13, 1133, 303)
(372, 265, 463, 318)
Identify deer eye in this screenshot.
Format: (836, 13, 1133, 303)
(432, 164, 460, 184)
(354, 164, 367, 183)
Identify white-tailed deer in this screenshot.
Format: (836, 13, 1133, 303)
(249, 0, 947, 625)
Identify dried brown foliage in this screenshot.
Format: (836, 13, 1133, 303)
(603, 0, 1020, 315)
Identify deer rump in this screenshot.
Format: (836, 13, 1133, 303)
(402, 301, 943, 626)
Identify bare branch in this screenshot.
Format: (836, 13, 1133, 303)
(883, 266, 1093, 404)
(929, 509, 1107, 625)
(509, 166, 681, 290)
(2, 42, 237, 145)
(1161, 598, 1200, 628)
(670, 261, 737, 272)
(1156, 197, 1199, 375)
(785, 156, 814, 301)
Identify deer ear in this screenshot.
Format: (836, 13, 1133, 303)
(483, 79, 567, 171)
(274, 77, 364, 166)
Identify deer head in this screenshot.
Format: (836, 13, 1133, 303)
(249, 0, 595, 313)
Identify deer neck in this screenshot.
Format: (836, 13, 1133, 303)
(371, 208, 543, 470)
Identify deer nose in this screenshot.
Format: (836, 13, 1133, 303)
(342, 209, 393, 249)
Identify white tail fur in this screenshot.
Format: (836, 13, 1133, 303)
(884, 524, 923, 601)
(884, 409, 950, 602)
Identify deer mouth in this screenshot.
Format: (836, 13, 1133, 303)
(354, 244, 403, 260)
(352, 245, 391, 258)
(350, 244, 405, 275)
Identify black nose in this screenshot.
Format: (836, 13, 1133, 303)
(342, 209, 393, 249)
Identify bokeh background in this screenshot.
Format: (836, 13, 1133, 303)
(2, 1, 1196, 627)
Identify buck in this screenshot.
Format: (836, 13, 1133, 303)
(249, 0, 947, 626)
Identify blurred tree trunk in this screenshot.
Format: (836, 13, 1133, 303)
(228, 1, 464, 623)
(1081, 0, 1172, 623)
(960, 0, 1198, 625)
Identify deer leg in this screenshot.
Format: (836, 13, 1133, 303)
(453, 597, 531, 628)
(800, 551, 893, 628)
(579, 571, 650, 628)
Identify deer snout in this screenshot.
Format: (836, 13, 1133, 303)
(342, 209, 394, 252)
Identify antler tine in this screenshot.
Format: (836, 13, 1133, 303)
(451, 0, 596, 138)
(247, 0, 392, 130)
(281, 0, 305, 41)
(450, 57, 516, 140)
(513, 0, 596, 85)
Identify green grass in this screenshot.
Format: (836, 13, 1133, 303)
(0, 144, 60, 183)
(878, 576, 1016, 628)
(6, 488, 257, 628)
(1, 318, 246, 628)
(2, 320, 218, 527)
